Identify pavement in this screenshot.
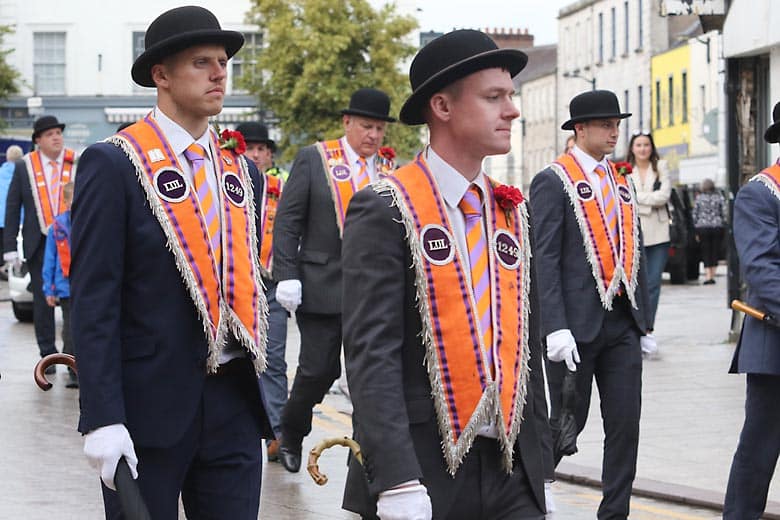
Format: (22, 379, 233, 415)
(1, 263, 779, 518)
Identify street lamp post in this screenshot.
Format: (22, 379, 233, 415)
(563, 70, 596, 90)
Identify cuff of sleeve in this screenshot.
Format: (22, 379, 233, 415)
(3, 252, 18, 262)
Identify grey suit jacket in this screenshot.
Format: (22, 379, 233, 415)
(341, 187, 554, 518)
(4, 158, 45, 258)
(272, 143, 342, 314)
(529, 167, 649, 343)
(730, 179, 780, 374)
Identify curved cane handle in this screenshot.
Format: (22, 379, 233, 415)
(731, 299, 765, 321)
(34, 353, 77, 391)
(306, 436, 363, 486)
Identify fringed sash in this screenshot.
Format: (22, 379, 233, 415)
(753, 163, 780, 201)
(111, 117, 268, 373)
(52, 215, 71, 278)
(258, 172, 283, 278)
(550, 153, 640, 310)
(25, 149, 75, 234)
(376, 154, 531, 475)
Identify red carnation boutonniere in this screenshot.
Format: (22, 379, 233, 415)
(219, 129, 247, 155)
(493, 184, 524, 225)
(377, 146, 396, 176)
(378, 146, 395, 161)
(614, 161, 633, 176)
(266, 184, 281, 200)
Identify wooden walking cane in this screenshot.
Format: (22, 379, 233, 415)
(731, 299, 780, 328)
(33, 353, 152, 520)
(307, 436, 363, 486)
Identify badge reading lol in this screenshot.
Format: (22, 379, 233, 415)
(420, 224, 455, 265)
(493, 229, 521, 270)
(153, 168, 189, 203)
(330, 164, 352, 182)
(576, 181, 594, 201)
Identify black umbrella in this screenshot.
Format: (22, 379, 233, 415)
(34, 354, 152, 520)
(551, 367, 579, 466)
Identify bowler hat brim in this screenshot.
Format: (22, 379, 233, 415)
(131, 30, 244, 88)
(33, 123, 66, 141)
(765, 122, 780, 143)
(400, 48, 528, 126)
(340, 108, 396, 123)
(561, 112, 632, 131)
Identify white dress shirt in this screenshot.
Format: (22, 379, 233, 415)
(425, 145, 498, 439)
(570, 144, 616, 207)
(342, 138, 378, 183)
(41, 148, 65, 213)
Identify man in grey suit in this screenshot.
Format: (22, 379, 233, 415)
(723, 101, 780, 519)
(529, 90, 653, 520)
(341, 30, 553, 519)
(272, 87, 396, 472)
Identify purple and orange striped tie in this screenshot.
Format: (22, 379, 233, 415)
(356, 156, 369, 189)
(459, 185, 493, 357)
(184, 143, 221, 266)
(595, 164, 619, 247)
(49, 160, 61, 214)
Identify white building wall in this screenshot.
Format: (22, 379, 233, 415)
(521, 72, 558, 188)
(0, 0, 257, 97)
(687, 31, 720, 158)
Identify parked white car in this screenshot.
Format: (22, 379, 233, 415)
(8, 233, 33, 322)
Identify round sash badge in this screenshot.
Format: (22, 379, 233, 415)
(153, 168, 189, 203)
(493, 230, 522, 270)
(420, 224, 455, 265)
(576, 181, 594, 201)
(222, 172, 247, 207)
(617, 185, 633, 204)
(330, 164, 352, 182)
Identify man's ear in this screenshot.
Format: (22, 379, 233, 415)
(150, 63, 169, 89)
(428, 92, 453, 123)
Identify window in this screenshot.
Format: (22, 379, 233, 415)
(638, 85, 644, 130)
(668, 76, 674, 125)
(682, 71, 688, 123)
(33, 32, 66, 95)
(655, 80, 661, 128)
(624, 1, 629, 55)
(624, 89, 630, 144)
(232, 32, 262, 93)
(638, 0, 644, 50)
(131, 32, 148, 92)
(598, 13, 604, 63)
(610, 7, 616, 60)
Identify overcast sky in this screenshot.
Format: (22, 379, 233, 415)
(369, 0, 572, 46)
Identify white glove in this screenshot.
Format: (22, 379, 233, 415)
(3, 251, 18, 263)
(276, 279, 302, 313)
(377, 480, 432, 520)
(83, 424, 138, 491)
(544, 481, 556, 513)
(640, 334, 658, 357)
(546, 329, 580, 371)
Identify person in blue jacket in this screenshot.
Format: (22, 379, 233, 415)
(42, 181, 77, 388)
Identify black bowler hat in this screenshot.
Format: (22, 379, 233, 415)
(341, 88, 396, 123)
(131, 6, 244, 88)
(764, 101, 780, 143)
(32, 115, 65, 141)
(399, 29, 528, 125)
(235, 122, 276, 152)
(561, 90, 631, 130)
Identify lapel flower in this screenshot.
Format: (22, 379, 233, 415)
(378, 146, 396, 161)
(377, 146, 396, 176)
(219, 129, 247, 155)
(614, 161, 633, 176)
(266, 184, 281, 200)
(493, 184, 524, 225)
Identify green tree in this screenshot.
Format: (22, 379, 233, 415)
(0, 25, 20, 127)
(242, 0, 422, 163)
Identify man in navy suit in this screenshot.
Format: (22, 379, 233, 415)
(723, 102, 780, 519)
(71, 6, 271, 518)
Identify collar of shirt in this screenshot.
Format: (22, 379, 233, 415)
(153, 106, 214, 172)
(41, 148, 65, 168)
(341, 137, 376, 180)
(426, 145, 487, 210)
(571, 144, 610, 176)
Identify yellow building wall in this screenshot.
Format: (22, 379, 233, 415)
(650, 44, 691, 171)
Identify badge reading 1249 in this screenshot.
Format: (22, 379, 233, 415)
(222, 172, 247, 207)
(617, 185, 633, 204)
(494, 229, 521, 270)
(420, 224, 455, 265)
(153, 168, 189, 203)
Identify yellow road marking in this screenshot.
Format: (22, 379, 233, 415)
(567, 491, 712, 519)
(315, 401, 353, 428)
(312, 416, 349, 436)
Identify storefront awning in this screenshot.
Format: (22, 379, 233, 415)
(104, 107, 261, 124)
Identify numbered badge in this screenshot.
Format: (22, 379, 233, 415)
(576, 181, 594, 201)
(222, 172, 247, 207)
(420, 224, 455, 266)
(493, 229, 521, 270)
(617, 185, 633, 204)
(330, 164, 352, 182)
(153, 168, 189, 203)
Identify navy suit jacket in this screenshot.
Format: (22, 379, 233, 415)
(730, 179, 780, 374)
(529, 167, 650, 343)
(4, 158, 46, 258)
(71, 142, 272, 447)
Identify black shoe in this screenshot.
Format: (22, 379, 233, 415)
(44, 365, 56, 375)
(278, 445, 302, 473)
(703, 279, 716, 285)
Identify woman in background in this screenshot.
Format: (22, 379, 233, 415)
(693, 178, 727, 284)
(627, 130, 670, 339)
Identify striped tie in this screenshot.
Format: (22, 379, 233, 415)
(49, 160, 60, 215)
(459, 185, 493, 356)
(184, 144, 221, 265)
(595, 164, 619, 247)
(356, 156, 369, 189)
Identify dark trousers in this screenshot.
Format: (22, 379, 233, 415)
(101, 358, 264, 519)
(724, 374, 780, 519)
(27, 244, 56, 357)
(447, 438, 545, 520)
(697, 227, 723, 268)
(547, 300, 642, 520)
(260, 282, 288, 440)
(280, 312, 342, 448)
